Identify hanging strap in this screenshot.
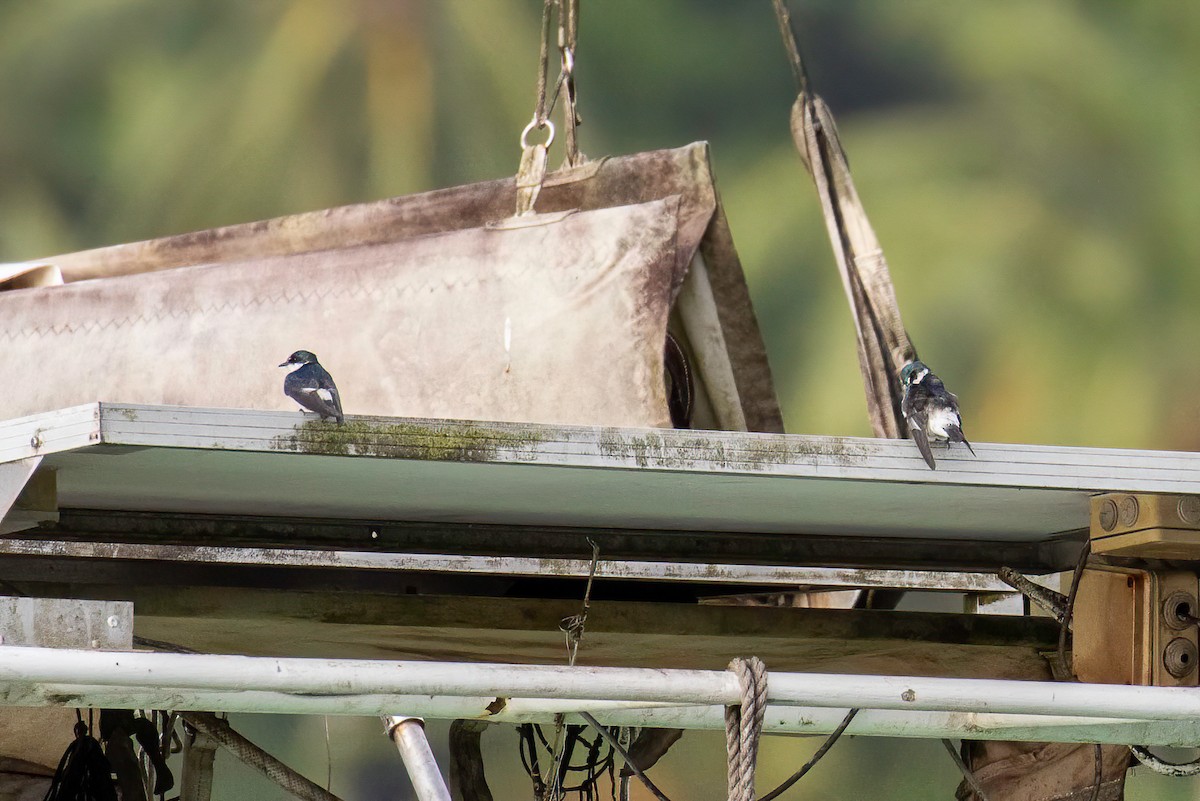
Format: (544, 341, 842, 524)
(772, 0, 916, 439)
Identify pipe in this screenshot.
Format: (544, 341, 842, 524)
(3, 646, 1200, 727)
(2, 682, 1197, 746)
(383, 717, 451, 801)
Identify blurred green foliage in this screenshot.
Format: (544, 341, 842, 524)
(3, 1, 1200, 798)
(2, 1, 1198, 449)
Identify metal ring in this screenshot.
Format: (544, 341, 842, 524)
(520, 116, 555, 149)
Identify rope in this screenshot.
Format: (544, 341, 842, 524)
(531, 0, 553, 126)
(724, 657, 767, 801)
(180, 712, 344, 801)
(769, 0, 810, 95)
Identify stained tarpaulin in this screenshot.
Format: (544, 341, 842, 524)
(1, 144, 782, 431)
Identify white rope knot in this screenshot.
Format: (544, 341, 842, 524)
(725, 656, 768, 801)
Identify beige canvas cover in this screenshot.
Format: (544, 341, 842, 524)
(3, 200, 682, 427)
(1, 143, 782, 432)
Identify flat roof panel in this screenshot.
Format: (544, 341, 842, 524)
(3, 403, 1194, 548)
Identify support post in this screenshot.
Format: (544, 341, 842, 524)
(383, 716, 451, 801)
(179, 727, 218, 801)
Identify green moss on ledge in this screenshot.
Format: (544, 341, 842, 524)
(270, 418, 546, 461)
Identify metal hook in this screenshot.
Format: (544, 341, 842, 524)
(520, 116, 556, 150)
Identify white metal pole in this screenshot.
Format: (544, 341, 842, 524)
(2, 681, 1198, 746)
(383, 717, 451, 801)
(4, 646, 1200, 727)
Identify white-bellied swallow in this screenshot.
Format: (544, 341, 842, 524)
(279, 350, 344, 423)
(900, 360, 975, 470)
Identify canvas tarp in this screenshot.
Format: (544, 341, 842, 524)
(2, 200, 683, 427)
(0, 144, 782, 431)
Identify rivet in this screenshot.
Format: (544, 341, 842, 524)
(29, 434, 42, 450)
(106, 615, 120, 629)
(900, 689, 916, 702)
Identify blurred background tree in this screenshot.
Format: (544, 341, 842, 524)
(2, 1, 1199, 798)
(2, 0, 1197, 450)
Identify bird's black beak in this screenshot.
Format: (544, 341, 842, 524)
(278, 361, 290, 368)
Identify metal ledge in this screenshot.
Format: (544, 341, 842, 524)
(3, 403, 1199, 573)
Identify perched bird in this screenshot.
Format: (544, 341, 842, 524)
(899, 360, 975, 470)
(279, 350, 344, 423)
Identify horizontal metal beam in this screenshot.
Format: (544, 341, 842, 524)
(0, 535, 1052, 592)
(2, 646, 1200, 746)
(89, 402, 1200, 494)
(39, 508, 1079, 573)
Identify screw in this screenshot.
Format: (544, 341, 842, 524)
(106, 615, 120, 629)
(29, 434, 42, 450)
(900, 689, 916, 702)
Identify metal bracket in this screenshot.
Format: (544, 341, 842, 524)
(0, 457, 57, 535)
(0, 596, 132, 650)
(1074, 494, 1200, 687)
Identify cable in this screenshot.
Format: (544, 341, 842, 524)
(578, 713, 673, 801)
(941, 740, 989, 801)
(1131, 745, 1200, 777)
(1057, 540, 1092, 675)
(757, 708, 859, 801)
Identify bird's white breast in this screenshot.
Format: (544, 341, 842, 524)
(927, 407, 959, 440)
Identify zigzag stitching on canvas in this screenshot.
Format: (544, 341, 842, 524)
(0, 248, 583, 342)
